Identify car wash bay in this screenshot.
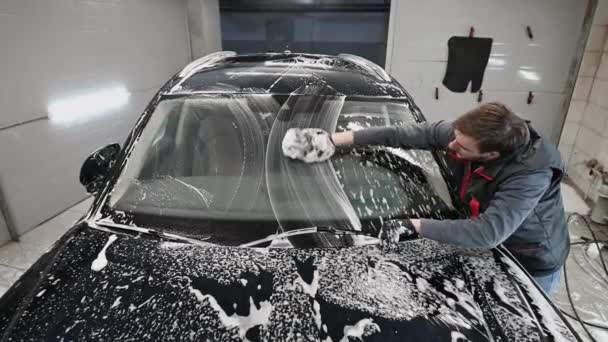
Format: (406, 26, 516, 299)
(0, 0, 607, 340)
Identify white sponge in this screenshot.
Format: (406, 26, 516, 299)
(282, 128, 335, 163)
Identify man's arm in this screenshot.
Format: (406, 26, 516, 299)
(412, 170, 552, 248)
(332, 121, 454, 150)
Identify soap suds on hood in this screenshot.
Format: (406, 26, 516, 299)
(294, 269, 320, 298)
(91, 234, 118, 272)
(189, 286, 273, 342)
(21, 227, 580, 341)
(451, 331, 467, 342)
(500, 256, 576, 342)
(340, 318, 380, 342)
(111, 296, 122, 308)
(160, 241, 191, 250)
(294, 269, 323, 329)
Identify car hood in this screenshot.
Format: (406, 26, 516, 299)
(0, 225, 577, 341)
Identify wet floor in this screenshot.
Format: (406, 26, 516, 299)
(554, 212, 608, 342)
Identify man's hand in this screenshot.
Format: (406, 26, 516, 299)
(282, 128, 335, 163)
(378, 219, 420, 252)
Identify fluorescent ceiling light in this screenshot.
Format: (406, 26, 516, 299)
(488, 58, 506, 67)
(48, 86, 131, 124)
(518, 70, 541, 81)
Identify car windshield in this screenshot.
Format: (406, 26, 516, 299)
(102, 93, 459, 246)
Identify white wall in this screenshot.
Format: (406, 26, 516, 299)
(0, 0, 191, 244)
(560, 0, 608, 201)
(187, 0, 222, 60)
(385, 0, 588, 143)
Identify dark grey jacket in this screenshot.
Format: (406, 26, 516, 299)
(354, 121, 569, 277)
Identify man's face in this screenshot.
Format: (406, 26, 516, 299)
(448, 130, 499, 161)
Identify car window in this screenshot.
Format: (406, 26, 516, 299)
(104, 95, 458, 245)
(331, 100, 458, 232)
(109, 96, 277, 216)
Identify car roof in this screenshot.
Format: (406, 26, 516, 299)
(166, 52, 408, 98)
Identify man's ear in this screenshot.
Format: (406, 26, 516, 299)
(484, 151, 500, 161)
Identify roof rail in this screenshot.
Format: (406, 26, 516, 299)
(171, 51, 236, 92)
(178, 51, 236, 77)
(338, 53, 391, 82)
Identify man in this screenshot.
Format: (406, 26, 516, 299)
(282, 102, 569, 296)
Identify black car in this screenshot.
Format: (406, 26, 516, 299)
(0, 52, 580, 341)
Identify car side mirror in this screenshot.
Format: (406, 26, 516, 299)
(80, 143, 121, 194)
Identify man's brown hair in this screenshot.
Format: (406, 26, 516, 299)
(453, 102, 529, 154)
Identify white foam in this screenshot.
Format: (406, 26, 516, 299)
(111, 296, 122, 308)
(160, 241, 190, 249)
(451, 331, 467, 342)
(65, 320, 84, 334)
(416, 278, 430, 293)
(312, 300, 322, 329)
(294, 270, 323, 329)
(493, 281, 534, 326)
(346, 122, 365, 131)
(500, 256, 575, 342)
(443, 280, 484, 323)
(91, 235, 118, 272)
(340, 318, 380, 342)
(189, 287, 273, 342)
(437, 309, 472, 330)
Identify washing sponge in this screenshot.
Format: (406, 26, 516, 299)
(282, 128, 335, 163)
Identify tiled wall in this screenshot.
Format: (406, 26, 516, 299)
(560, 0, 608, 201)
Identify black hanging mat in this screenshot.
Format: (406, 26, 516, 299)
(442, 36, 493, 93)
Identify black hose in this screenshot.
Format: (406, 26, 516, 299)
(577, 214, 608, 276)
(561, 213, 608, 341)
(563, 261, 598, 342)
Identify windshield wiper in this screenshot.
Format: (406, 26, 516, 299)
(239, 226, 378, 247)
(90, 219, 214, 247)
